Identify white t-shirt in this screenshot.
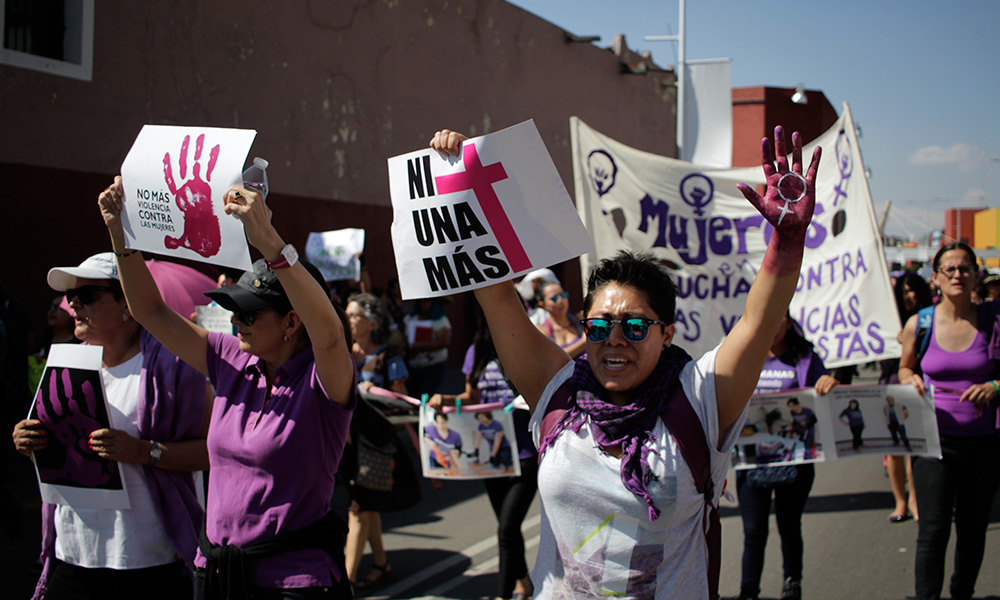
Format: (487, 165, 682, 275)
(528, 344, 744, 600)
(55, 351, 178, 569)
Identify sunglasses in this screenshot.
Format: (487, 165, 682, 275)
(549, 291, 569, 302)
(234, 310, 264, 326)
(937, 265, 975, 277)
(580, 317, 666, 343)
(65, 285, 115, 305)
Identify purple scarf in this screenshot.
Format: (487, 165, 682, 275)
(538, 345, 691, 521)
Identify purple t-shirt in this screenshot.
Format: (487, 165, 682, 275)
(195, 332, 355, 588)
(922, 327, 999, 436)
(478, 419, 509, 448)
(755, 352, 827, 395)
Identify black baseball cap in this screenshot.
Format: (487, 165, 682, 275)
(205, 258, 330, 314)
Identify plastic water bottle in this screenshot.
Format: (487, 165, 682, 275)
(242, 157, 269, 198)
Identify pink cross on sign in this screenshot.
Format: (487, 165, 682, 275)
(434, 143, 532, 273)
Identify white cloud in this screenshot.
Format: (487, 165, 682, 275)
(960, 187, 987, 204)
(909, 143, 982, 172)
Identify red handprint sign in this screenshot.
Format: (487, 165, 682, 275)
(163, 134, 222, 258)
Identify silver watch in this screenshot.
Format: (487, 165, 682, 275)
(149, 440, 163, 466)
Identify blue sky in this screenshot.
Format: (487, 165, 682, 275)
(507, 0, 1000, 241)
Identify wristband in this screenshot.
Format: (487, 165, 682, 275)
(990, 380, 1000, 394)
(114, 248, 137, 258)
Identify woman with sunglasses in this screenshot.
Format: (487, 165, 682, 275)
(12, 253, 210, 600)
(898, 242, 1000, 600)
(535, 282, 586, 358)
(430, 126, 820, 599)
(97, 175, 356, 599)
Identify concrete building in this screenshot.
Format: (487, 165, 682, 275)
(731, 86, 838, 168)
(944, 208, 981, 246)
(1, 0, 678, 357)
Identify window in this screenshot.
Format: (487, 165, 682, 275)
(1, 0, 93, 81)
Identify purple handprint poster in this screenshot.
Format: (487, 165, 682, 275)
(28, 344, 131, 509)
(120, 125, 256, 270)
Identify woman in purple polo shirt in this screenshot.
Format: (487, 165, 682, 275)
(98, 176, 356, 600)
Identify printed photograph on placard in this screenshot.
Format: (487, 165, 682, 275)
(732, 389, 824, 469)
(823, 384, 938, 459)
(418, 404, 520, 480)
(28, 344, 131, 509)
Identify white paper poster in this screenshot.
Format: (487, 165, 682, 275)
(196, 303, 236, 335)
(305, 228, 365, 282)
(571, 105, 898, 368)
(419, 404, 521, 480)
(120, 125, 256, 271)
(28, 344, 131, 509)
(733, 383, 940, 469)
(388, 120, 594, 299)
(821, 384, 940, 460)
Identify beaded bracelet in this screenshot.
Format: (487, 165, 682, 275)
(990, 380, 1000, 394)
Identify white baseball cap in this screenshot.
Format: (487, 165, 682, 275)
(516, 268, 561, 302)
(47, 252, 120, 291)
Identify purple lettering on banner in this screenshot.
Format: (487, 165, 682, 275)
(733, 215, 764, 254)
(639, 194, 669, 248)
(674, 309, 701, 342)
(435, 144, 531, 273)
(709, 217, 733, 255)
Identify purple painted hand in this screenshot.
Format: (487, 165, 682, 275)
(163, 133, 222, 258)
(737, 126, 821, 241)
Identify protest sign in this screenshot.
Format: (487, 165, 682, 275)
(388, 120, 594, 299)
(571, 104, 898, 368)
(305, 228, 365, 282)
(733, 390, 824, 469)
(419, 404, 521, 480)
(28, 344, 130, 509)
(821, 384, 939, 459)
(120, 125, 256, 271)
(733, 383, 939, 469)
(196, 303, 236, 335)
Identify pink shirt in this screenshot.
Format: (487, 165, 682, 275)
(195, 332, 355, 588)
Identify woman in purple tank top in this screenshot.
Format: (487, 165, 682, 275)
(898, 242, 1000, 600)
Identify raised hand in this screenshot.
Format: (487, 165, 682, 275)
(737, 126, 821, 240)
(222, 185, 282, 256)
(429, 129, 469, 157)
(98, 176, 127, 235)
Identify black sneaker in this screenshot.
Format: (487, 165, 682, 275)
(781, 577, 802, 600)
(729, 589, 758, 600)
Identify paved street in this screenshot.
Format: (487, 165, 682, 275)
(3, 366, 999, 599)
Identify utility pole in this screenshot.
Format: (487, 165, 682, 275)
(644, 0, 686, 160)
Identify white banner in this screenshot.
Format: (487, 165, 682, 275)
(388, 120, 594, 299)
(305, 228, 365, 282)
(571, 104, 898, 368)
(120, 125, 256, 271)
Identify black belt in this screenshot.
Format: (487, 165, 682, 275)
(198, 511, 350, 600)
